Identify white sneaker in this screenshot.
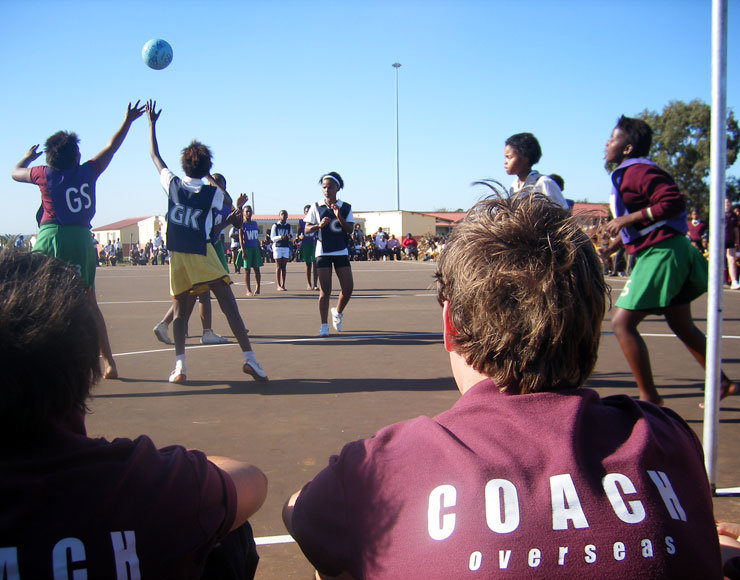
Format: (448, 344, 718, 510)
(731, 281, 740, 290)
(201, 329, 228, 344)
(168, 369, 186, 383)
(319, 323, 330, 337)
(153, 322, 172, 345)
(243, 359, 269, 381)
(331, 307, 343, 332)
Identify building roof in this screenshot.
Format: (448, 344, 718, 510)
(251, 214, 305, 221)
(422, 212, 467, 224)
(93, 216, 154, 231)
(571, 202, 609, 218)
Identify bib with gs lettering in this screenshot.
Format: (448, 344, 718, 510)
(31, 161, 99, 227)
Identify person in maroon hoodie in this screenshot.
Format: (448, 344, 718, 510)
(283, 192, 722, 580)
(0, 249, 267, 579)
(602, 115, 736, 406)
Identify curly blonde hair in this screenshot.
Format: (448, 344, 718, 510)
(435, 186, 607, 394)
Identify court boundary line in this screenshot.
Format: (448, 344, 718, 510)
(110, 330, 740, 358)
(255, 535, 295, 546)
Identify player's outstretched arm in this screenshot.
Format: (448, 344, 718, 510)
(94, 101, 145, 173)
(11, 145, 42, 183)
(146, 100, 167, 174)
(208, 455, 268, 530)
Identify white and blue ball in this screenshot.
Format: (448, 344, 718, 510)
(142, 39, 173, 70)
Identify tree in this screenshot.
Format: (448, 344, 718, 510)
(727, 175, 740, 204)
(635, 100, 738, 213)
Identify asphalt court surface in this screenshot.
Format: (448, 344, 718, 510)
(87, 260, 740, 579)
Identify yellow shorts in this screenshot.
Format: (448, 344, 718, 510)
(169, 245, 231, 296)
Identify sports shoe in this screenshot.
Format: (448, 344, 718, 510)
(319, 323, 330, 337)
(168, 369, 186, 384)
(331, 307, 343, 332)
(731, 281, 740, 290)
(153, 321, 172, 345)
(201, 329, 228, 344)
(243, 359, 269, 381)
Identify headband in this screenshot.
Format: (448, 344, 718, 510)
(322, 174, 341, 187)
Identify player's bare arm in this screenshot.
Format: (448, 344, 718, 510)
(11, 145, 42, 183)
(95, 101, 145, 172)
(209, 455, 268, 531)
(145, 100, 167, 173)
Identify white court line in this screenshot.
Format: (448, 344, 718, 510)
(255, 535, 295, 546)
(639, 333, 740, 339)
(112, 332, 444, 357)
(110, 331, 740, 358)
(716, 487, 740, 495)
(100, 300, 174, 305)
(99, 293, 437, 305)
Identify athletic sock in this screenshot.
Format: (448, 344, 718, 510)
(175, 355, 186, 373)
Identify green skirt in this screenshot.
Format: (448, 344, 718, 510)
(33, 224, 97, 288)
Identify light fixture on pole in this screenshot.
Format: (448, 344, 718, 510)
(392, 62, 401, 211)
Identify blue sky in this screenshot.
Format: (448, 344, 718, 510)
(2, 0, 737, 234)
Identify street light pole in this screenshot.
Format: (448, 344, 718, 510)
(392, 62, 401, 211)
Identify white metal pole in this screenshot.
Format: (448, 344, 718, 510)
(703, 0, 728, 490)
(393, 62, 401, 211)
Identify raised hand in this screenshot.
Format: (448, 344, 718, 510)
(24, 145, 42, 164)
(11, 144, 43, 183)
(146, 100, 161, 124)
(125, 100, 145, 124)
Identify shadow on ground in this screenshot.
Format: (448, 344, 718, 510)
(93, 376, 457, 400)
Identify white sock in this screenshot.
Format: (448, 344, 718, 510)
(243, 350, 256, 363)
(174, 355, 185, 373)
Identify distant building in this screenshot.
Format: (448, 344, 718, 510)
(421, 212, 468, 236)
(93, 216, 165, 256)
(352, 210, 466, 238)
(571, 202, 610, 228)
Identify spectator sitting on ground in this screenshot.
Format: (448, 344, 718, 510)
(282, 191, 721, 579)
(105, 242, 116, 266)
(423, 236, 443, 261)
(375, 232, 388, 261)
(130, 243, 140, 265)
(386, 234, 402, 260)
(0, 248, 267, 579)
(401, 232, 418, 260)
(364, 234, 375, 260)
(353, 240, 367, 261)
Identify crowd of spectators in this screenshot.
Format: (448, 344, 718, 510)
(94, 231, 170, 266)
(221, 223, 440, 266)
